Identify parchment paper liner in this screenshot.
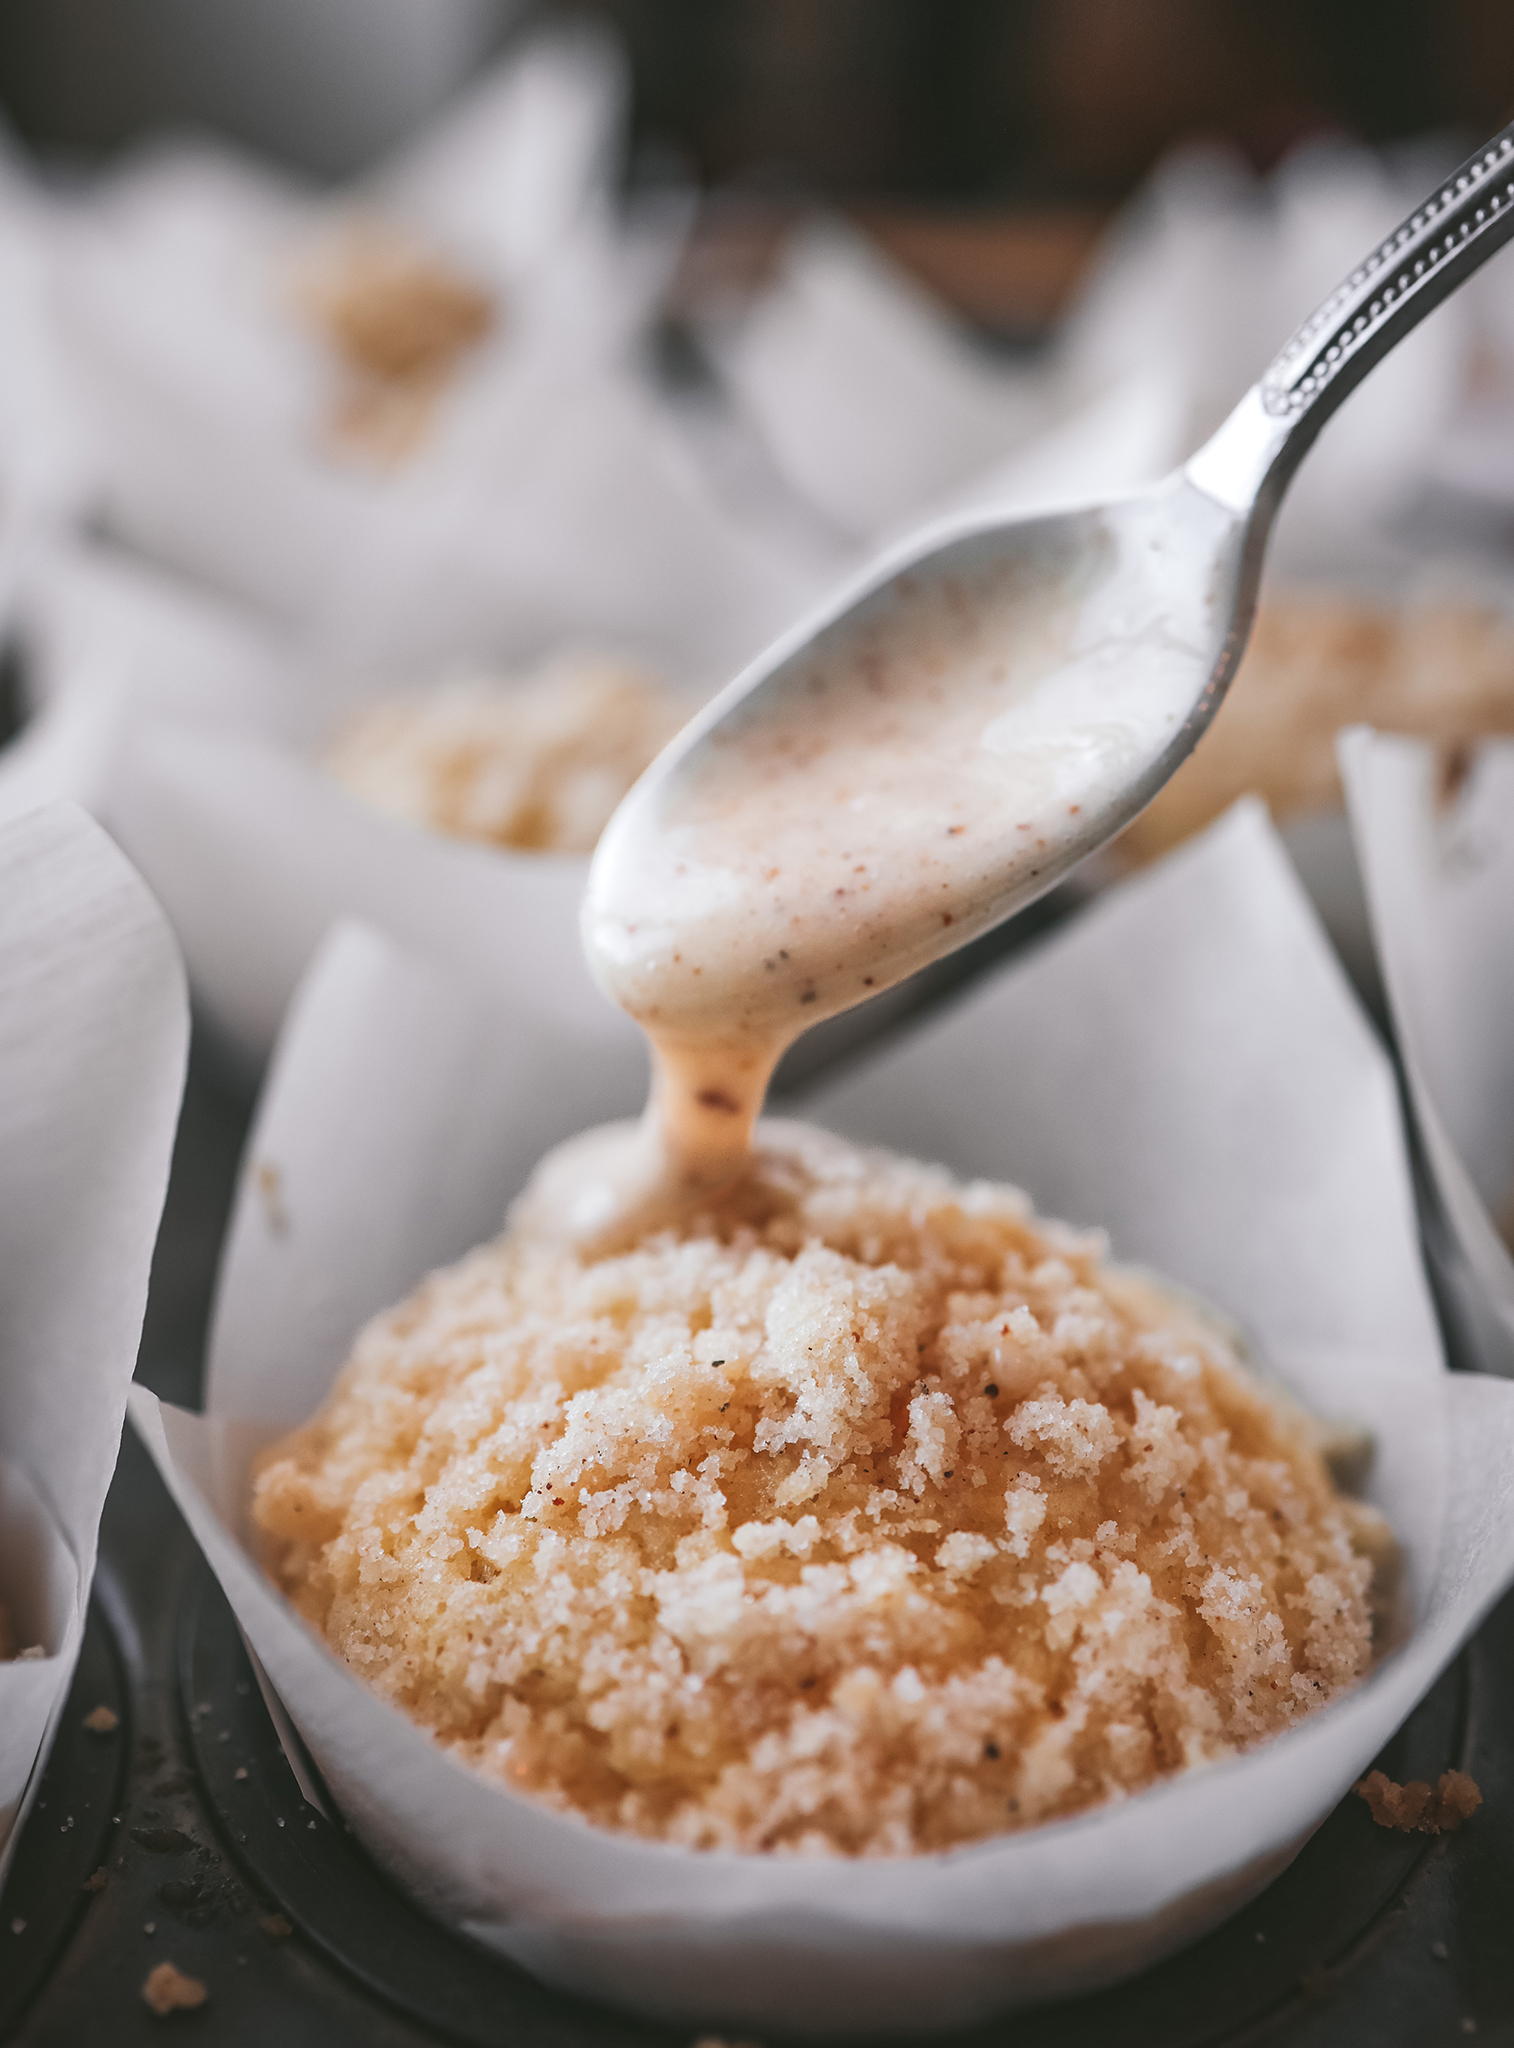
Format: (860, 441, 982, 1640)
(713, 137, 1475, 581)
(108, 714, 654, 1092)
(0, 531, 300, 838)
(6, 533, 650, 1089)
(0, 148, 97, 540)
(0, 803, 187, 1868)
(1341, 727, 1514, 1376)
(131, 803, 1514, 2029)
(51, 28, 823, 684)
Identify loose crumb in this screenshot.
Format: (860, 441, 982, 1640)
(83, 1705, 119, 1734)
(255, 1125, 1387, 1858)
(140, 1961, 208, 2016)
(324, 656, 685, 856)
(82, 1868, 109, 1893)
(1354, 1768, 1482, 1833)
(258, 1914, 293, 1941)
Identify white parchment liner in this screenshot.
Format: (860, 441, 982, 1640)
(711, 217, 1058, 542)
(0, 803, 187, 1869)
(0, 532, 302, 855)
(714, 136, 1474, 580)
(0, 148, 97, 541)
(1341, 727, 1514, 1377)
(131, 803, 1514, 2030)
(8, 533, 652, 1089)
(111, 716, 650, 1100)
(51, 27, 823, 685)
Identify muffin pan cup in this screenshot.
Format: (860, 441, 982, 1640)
(130, 803, 1514, 2031)
(0, 803, 186, 1872)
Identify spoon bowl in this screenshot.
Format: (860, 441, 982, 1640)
(628, 470, 1244, 977)
(584, 124, 1514, 1171)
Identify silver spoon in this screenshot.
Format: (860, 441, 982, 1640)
(584, 124, 1514, 1169)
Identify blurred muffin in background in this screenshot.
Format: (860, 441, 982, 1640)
(324, 653, 685, 854)
(293, 217, 497, 463)
(1118, 592, 1514, 865)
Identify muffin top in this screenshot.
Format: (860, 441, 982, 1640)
(255, 1122, 1382, 1856)
(323, 657, 683, 855)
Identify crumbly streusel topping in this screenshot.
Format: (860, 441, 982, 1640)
(296, 218, 495, 463)
(323, 656, 683, 855)
(1119, 592, 1514, 865)
(254, 1124, 1382, 1856)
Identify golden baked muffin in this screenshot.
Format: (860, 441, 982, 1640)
(1119, 592, 1514, 866)
(323, 657, 684, 856)
(255, 1124, 1387, 1856)
(294, 218, 496, 463)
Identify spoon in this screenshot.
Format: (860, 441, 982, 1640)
(584, 122, 1514, 1188)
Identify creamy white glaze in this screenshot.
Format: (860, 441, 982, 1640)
(562, 482, 1238, 1233)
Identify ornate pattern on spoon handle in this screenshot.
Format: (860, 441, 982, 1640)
(1262, 124, 1514, 425)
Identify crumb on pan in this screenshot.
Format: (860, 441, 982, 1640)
(82, 1704, 119, 1734)
(1354, 1768, 1482, 1833)
(254, 1124, 1389, 1857)
(1117, 593, 1514, 865)
(323, 656, 685, 855)
(141, 1961, 208, 2016)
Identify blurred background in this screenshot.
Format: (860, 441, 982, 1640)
(5, 0, 1514, 1058)
(5, 0, 1514, 334)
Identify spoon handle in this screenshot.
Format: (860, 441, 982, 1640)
(1187, 121, 1514, 515)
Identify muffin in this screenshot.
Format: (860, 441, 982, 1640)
(254, 1123, 1387, 1857)
(1118, 592, 1514, 866)
(294, 217, 497, 464)
(323, 656, 685, 855)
